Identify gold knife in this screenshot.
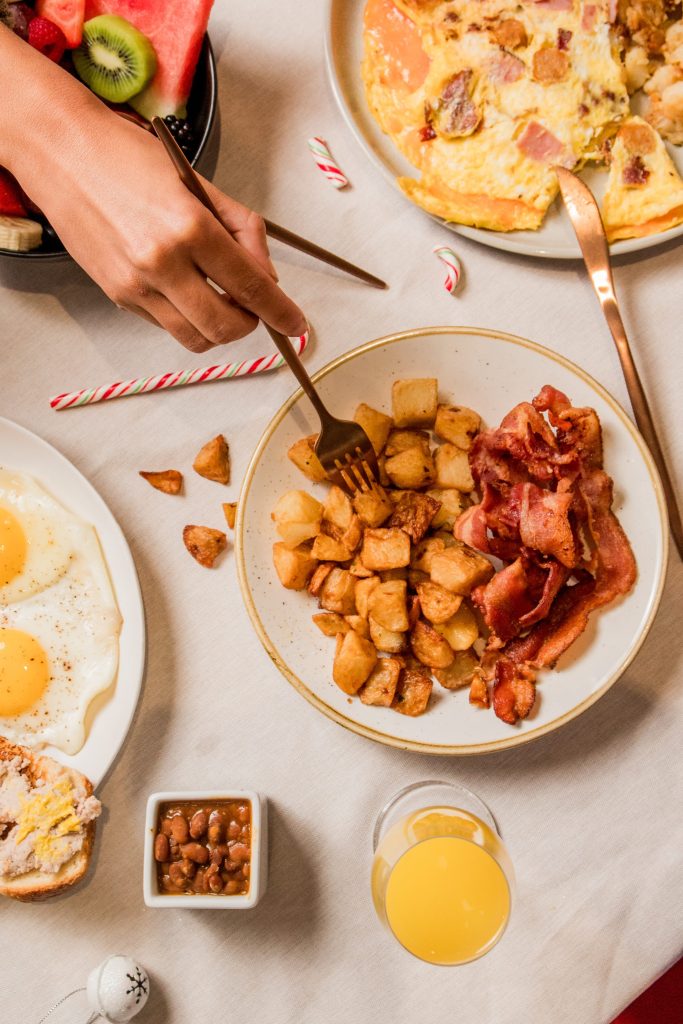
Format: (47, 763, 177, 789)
(556, 165, 682, 560)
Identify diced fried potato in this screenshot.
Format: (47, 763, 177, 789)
(353, 488, 394, 528)
(385, 448, 436, 490)
(408, 569, 429, 587)
(416, 581, 463, 624)
(388, 489, 410, 504)
(193, 434, 230, 484)
(354, 403, 393, 455)
(323, 485, 353, 530)
(392, 665, 433, 716)
(407, 594, 420, 630)
(434, 649, 479, 690)
(389, 492, 441, 542)
(434, 405, 481, 450)
(384, 429, 431, 457)
(426, 489, 465, 530)
(222, 502, 237, 529)
(340, 515, 363, 554)
(368, 579, 409, 632)
(184, 525, 228, 568)
(392, 378, 438, 428)
(379, 567, 408, 582)
(355, 576, 380, 618)
(312, 612, 349, 637)
(139, 469, 183, 494)
(308, 562, 333, 597)
(311, 533, 352, 561)
(411, 536, 446, 573)
(433, 604, 479, 651)
(332, 629, 377, 694)
(369, 616, 407, 653)
(349, 555, 375, 579)
(430, 544, 494, 595)
(273, 542, 318, 589)
(434, 444, 475, 491)
(470, 668, 490, 708)
(287, 435, 327, 483)
(359, 657, 402, 706)
(361, 528, 411, 571)
(410, 619, 455, 669)
(345, 614, 370, 638)
(272, 490, 323, 549)
(319, 567, 357, 614)
(377, 456, 391, 487)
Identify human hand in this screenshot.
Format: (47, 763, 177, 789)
(1, 31, 307, 352)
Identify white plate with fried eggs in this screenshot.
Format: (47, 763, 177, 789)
(0, 417, 145, 787)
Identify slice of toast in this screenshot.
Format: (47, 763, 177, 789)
(0, 737, 98, 901)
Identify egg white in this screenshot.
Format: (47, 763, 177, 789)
(0, 470, 121, 754)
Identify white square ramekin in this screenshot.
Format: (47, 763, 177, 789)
(143, 790, 267, 909)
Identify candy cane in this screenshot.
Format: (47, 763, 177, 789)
(50, 332, 310, 411)
(433, 245, 462, 295)
(307, 137, 349, 189)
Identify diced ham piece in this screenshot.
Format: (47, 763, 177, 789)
(608, 0, 617, 21)
(531, 0, 573, 10)
(623, 155, 650, 185)
(581, 3, 598, 30)
(517, 121, 575, 168)
(486, 51, 525, 85)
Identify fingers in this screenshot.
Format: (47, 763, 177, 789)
(193, 215, 308, 339)
(201, 178, 278, 280)
(166, 273, 260, 348)
(136, 292, 214, 353)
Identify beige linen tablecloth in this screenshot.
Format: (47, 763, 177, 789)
(3, 3, 683, 1022)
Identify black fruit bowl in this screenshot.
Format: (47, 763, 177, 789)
(1, 35, 217, 261)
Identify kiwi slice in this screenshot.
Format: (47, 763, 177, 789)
(73, 15, 156, 104)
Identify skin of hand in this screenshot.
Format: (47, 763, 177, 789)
(0, 26, 307, 352)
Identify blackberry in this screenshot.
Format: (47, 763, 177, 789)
(163, 115, 196, 157)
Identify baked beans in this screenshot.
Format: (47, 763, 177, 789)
(154, 800, 251, 896)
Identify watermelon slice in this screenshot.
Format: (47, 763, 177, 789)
(35, 0, 86, 48)
(83, 0, 214, 118)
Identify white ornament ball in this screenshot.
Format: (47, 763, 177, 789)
(86, 954, 150, 1022)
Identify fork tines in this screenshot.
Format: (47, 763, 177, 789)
(334, 450, 378, 494)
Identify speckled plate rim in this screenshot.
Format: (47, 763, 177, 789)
(236, 327, 668, 755)
(324, 0, 683, 260)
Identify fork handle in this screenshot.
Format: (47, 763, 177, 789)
(601, 295, 683, 559)
(263, 325, 335, 425)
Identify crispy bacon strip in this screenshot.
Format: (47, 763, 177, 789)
(492, 658, 537, 724)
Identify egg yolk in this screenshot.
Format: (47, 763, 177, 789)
(0, 629, 49, 716)
(0, 506, 26, 587)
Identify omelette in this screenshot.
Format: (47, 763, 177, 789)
(362, 0, 683, 239)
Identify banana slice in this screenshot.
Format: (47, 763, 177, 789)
(0, 215, 43, 252)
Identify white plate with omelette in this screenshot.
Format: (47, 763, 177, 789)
(326, 0, 683, 259)
(0, 417, 145, 787)
(237, 328, 667, 755)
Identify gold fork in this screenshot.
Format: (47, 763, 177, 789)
(152, 116, 379, 494)
(556, 166, 683, 560)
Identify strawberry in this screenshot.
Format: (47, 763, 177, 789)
(28, 16, 67, 62)
(35, 0, 85, 49)
(0, 169, 28, 218)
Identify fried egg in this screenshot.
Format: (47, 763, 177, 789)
(0, 469, 121, 754)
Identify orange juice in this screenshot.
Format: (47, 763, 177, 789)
(372, 808, 512, 965)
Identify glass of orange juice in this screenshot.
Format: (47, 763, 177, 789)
(371, 780, 514, 966)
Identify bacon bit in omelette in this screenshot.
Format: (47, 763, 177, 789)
(581, 4, 598, 31)
(420, 124, 437, 141)
(532, 46, 570, 84)
(622, 154, 651, 185)
(139, 469, 183, 495)
(619, 121, 657, 155)
(557, 28, 573, 50)
(578, 102, 589, 116)
(491, 17, 527, 49)
(433, 70, 482, 138)
(183, 525, 228, 568)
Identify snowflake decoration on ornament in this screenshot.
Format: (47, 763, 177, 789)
(126, 968, 148, 1005)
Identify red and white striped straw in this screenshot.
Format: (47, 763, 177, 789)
(307, 136, 349, 189)
(50, 332, 309, 411)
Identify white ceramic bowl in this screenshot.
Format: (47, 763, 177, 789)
(143, 791, 267, 909)
(236, 327, 667, 756)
